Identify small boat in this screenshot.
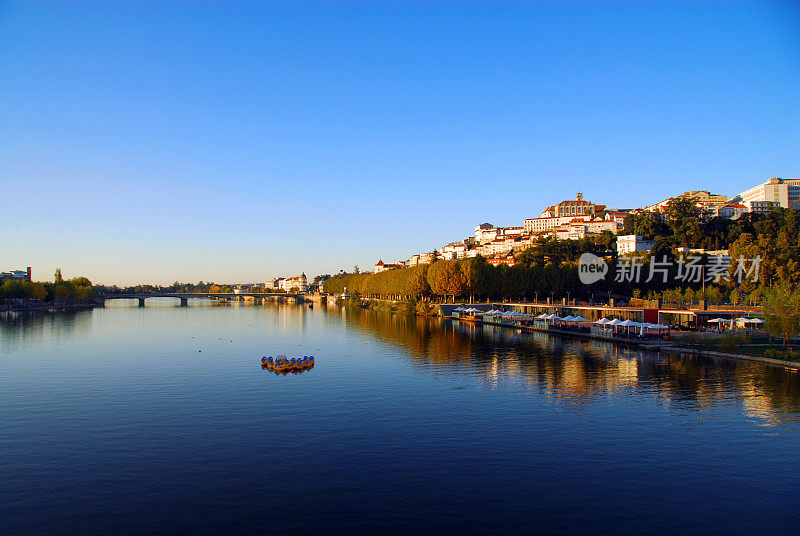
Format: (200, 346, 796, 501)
(261, 354, 315, 374)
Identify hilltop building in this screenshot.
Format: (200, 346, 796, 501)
(538, 193, 598, 218)
(644, 191, 728, 213)
(524, 193, 611, 235)
(733, 177, 800, 211)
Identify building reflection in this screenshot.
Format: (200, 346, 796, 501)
(326, 308, 800, 424)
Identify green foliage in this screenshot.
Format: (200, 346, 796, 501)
(348, 290, 362, 307)
(761, 283, 800, 347)
(1, 274, 94, 303)
(765, 348, 799, 361)
(623, 211, 671, 239)
(404, 296, 417, 316)
(1, 280, 47, 300)
(665, 197, 704, 247)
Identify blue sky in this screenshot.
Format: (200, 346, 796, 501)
(1, 1, 798, 285)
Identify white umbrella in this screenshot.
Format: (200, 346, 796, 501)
(535, 313, 548, 319)
(619, 319, 636, 327)
(594, 318, 610, 324)
(607, 319, 624, 326)
(572, 315, 590, 322)
(749, 318, 764, 324)
(562, 315, 576, 322)
(707, 318, 726, 323)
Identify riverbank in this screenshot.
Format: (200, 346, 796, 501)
(0, 301, 96, 312)
(449, 315, 800, 372)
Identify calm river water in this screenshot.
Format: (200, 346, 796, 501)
(1, 301, 799, 535)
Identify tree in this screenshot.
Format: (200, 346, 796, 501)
(54, 268, 63, 284)
(729, 288, 740, 306)
(348, 290, 362, 307)
(623, 212, 670, 240)
(665, 197, 703, 247)
(761, 284, 800, 347)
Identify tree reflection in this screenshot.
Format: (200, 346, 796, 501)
(325, 307, 800, 423)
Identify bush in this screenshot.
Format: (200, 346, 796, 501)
(765, 348, 799, 361)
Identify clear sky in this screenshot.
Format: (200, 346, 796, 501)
(1, 1, 798, 286)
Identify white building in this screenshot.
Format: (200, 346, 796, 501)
(734, 177, 800, 211)
(524, 214, 593, 235)
(279, 273, 307, 293)
(440, 242, 468, 260)
(718, 203, 747, 219)
(474, 223, 499, 244)
(374, 260, 403, 273)
(616, 235, 655, 256)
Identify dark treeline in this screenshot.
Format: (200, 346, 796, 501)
(101, 282, 235, 294)
(324, 202, 800, 305)
(99, 282, 296, 294)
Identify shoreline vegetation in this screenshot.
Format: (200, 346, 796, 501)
(325, 202, 800, 307)
(321, 201, 800, 361)
(0, 269, 95, 311)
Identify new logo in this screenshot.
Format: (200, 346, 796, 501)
(578, 253, 608, 284)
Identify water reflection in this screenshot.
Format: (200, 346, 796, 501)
(0, 310, 94, 351)
(327, 307, 800, 424)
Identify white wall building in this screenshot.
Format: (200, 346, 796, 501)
(524, 214, 593, 235)
(474, 223, 499, 244)
(616, 235, 655, 256)
(279, 273, 308, 293)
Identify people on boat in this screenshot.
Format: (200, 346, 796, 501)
(261, 355, 315, 373)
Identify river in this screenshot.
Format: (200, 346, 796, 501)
(1, 301, 799, 534)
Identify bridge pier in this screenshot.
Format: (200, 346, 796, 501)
(138, 298, 146, 307)
(180, 298, 188, 307)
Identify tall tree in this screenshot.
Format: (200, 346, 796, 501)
(762, 284, 800, 347)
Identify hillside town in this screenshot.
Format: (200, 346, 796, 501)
(372, 176, 800, 273)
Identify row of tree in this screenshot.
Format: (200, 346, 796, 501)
(1, 269, 94, 302)
(324, 242, 756, 304)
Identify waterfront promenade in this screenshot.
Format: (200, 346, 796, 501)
(442, 306, 800, 372)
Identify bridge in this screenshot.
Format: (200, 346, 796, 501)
(95, 292, 309, 307)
